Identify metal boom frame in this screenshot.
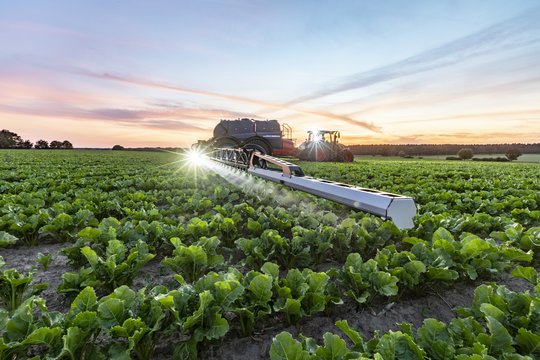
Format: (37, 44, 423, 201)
(210, 148, 417, 229)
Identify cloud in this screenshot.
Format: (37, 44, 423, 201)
(284, 7, 540, 105)
(0, 102, 256, 131)
(0, 20, 162, 50)
(62, 66, 382, 132)
(344, 73, 540, 118)
(396, 109, 540, 124)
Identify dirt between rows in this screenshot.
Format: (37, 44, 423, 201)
(1, 243, 534, 360)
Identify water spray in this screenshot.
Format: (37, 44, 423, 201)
(183, 148, 417, 229)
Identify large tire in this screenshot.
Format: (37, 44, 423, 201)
(315, 150, 327, 162)
(297, 149, 309, 161)
(340, 149, 354, 162)
(243, 138, 271, 155)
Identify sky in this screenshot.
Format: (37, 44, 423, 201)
(1, 0, 539, 148)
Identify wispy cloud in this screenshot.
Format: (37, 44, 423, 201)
(285, 7, 540, 105)
(0, 102, 255, 131)
(341, 76, 540, 120)
(61, 66, 382, 132)
(0, 20, 161, 49)
(396, 109, 540, 124)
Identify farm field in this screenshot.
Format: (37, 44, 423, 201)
(354, 154, 540, 163)
(1, 149, 540, 359)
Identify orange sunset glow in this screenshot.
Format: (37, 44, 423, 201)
(1, 1, 539, 148)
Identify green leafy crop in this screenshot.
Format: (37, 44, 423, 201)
(0, 268, 47, 313)
(59, 240, 154, 294)
(162, 236, 224, 283)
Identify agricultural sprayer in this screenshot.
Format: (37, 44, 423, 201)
(186, 147, 417, 229)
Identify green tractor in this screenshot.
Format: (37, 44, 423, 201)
(297, 130, 354, 162)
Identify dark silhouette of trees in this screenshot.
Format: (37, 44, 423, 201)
(506, 148, 522, 161)
(457, 148, 474, 160)
(62, 140, 73, 149)
(21, 140, 33, 149)
(48, 140, 73, 149)
(1, 129, 74, 149)
(0, 129, 24, 148)
(349, 143, 540, 156)
(35, 140, 49, 149)
(112, 145, 125, 150)
(0, 130, 33, 148)
(49, 140, 63, 149)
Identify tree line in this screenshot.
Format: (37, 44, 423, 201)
(348, 143, 540, 156)
(0, 130, 73, 149)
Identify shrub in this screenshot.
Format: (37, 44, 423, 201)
(472, 157, 509, 162)
(457, 148, 473, 160)
(505, 148, 522, 161)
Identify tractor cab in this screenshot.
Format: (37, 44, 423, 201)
(307, 130, 340, 144)
(298, 130, 353, 162)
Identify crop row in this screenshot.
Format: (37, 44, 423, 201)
(270, 272, 540, 360)
(1, 150, 540, 359)
(2, 219, 539, 358)
(3, 256, 540, 359)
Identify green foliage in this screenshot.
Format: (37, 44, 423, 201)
(162, 236, 224, 283)
(271, 282, 540, 359)
(274, 268, 337, 325)
(511, 266, 538, 284)
(506, 148, 522, 161)
(0, 231, 17, 247)
(37, 252, 52, 270)
(2, 148, 540, 358)
(236, 228, 314, 269)
(60, 240, 154, 293)
(0, 268, 47, 312)
(270, 332, 310, 360)
(458, 148, 474, 160)
(0, 297, 62, 358)
(338, 252, 399, 305)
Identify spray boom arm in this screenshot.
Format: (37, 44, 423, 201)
(209, 148, 417, 229)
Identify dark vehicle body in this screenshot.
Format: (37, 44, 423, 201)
(203, 118, 296, 156)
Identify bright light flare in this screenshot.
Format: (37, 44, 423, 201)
(185, 148, 209, 166)
(309, 129, 323, 143)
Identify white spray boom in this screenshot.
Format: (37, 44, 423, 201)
(207, 148, 417, 229)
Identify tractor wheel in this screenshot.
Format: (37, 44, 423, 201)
(297, 149, 309, 161)
(340, 149, 354, 162)
(243, 139, 271, 155)
(315, 150, 327, 162)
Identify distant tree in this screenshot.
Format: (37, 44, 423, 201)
(457, 148, 474, 160)
(50, 140, 63, 149)
(35, 140, 49, 149)
(0, 129, 23, 148)
(380, 147, 392, 157)
(62, 140, 74, 149)
(505, 148, 522, 161)
(398, 150, 407, 157)
(21, 140, 33, 149)
(112, 145, 125, 150)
